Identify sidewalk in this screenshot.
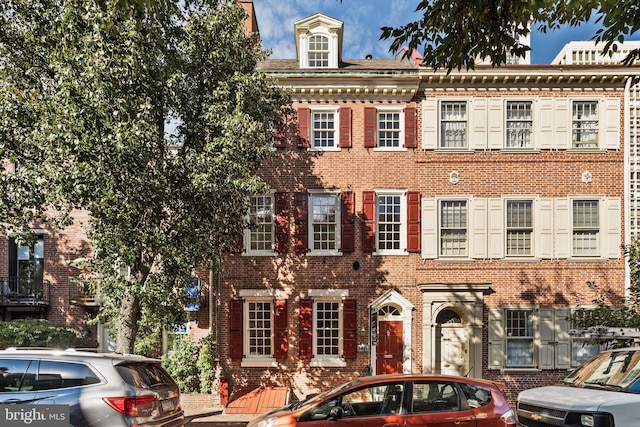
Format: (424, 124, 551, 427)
(181, 397, 257, 426)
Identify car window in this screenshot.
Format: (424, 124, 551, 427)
(36, 361, 101, 390)
(458, 383, 492, 408)
(0, 359, 35, 392)
(411, 381, 460, 413)
(116, 363, 175, 389)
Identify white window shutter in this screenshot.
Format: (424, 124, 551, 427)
(421, 198, 438, 259)
(536, 98, 553, 150)
(536, 199, 554, 259)
(471, 98, 487, 150)
(470, 198, 488, 259)
(555, 308, 571, 370)
(555, 198, 570, 258)
(488, 309, 505, 369)
(539, 308, 555, 369)
(603, 197, 622, 259)
(422, 99, 438, 150)
(602, 98, 621, 150)
(488, 98, 504, 149)
(554, 99, 570, 149)
(488, 198, 504, 259)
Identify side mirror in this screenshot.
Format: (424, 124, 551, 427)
(329, 406, 344, 420)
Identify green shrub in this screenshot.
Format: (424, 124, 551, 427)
(196, 334, 216, 393)
(162, 335, 199, 393)
(0, 319, 81, 349)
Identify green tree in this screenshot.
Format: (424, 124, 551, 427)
(0, 0, 290, 353)
(376, 0, 640, 71)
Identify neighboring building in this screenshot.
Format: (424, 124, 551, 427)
(217, 12, 638, 404)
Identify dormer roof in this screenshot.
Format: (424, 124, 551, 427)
(294, 13, 343, 69)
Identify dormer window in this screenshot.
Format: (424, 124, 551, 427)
(308, 35, 329, 67)
(295, 14, 343, 69)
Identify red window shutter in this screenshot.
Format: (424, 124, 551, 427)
(362, 191, 377, 253)
(299, 298, 313, 359)
(341, 192, 355, 253)
(274, 299, 288, 359)
(274, 192, 289, 253)
(230, 298, 244, 360)
(343, 299, 357, 359)
(297, 108, 310, 148)
(364, 107, 377, 148)
(404, 107, 416, 148)
(273, 119, 287, 148)
(339, 107, 352, 148)
(407, 191, 421, 252)
(294, 192, 308, 253)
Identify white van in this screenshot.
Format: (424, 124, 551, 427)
(516, 347, 640, 427)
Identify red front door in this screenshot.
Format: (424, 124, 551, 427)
(376, 321, 403, 374)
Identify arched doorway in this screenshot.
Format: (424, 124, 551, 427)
(370, 290, 414, 375)
(434, 308, 469, 376)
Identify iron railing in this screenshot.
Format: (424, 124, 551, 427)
(68, 277, 103, 306)
(0, 277, 50, 306)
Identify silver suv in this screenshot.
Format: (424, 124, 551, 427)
(0, 348, 184, 427)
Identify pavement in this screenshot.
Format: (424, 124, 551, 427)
(183, 405, 257, 426)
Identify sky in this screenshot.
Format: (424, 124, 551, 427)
(253, 0, 635, 65)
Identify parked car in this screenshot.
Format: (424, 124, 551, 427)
(0, 348, 184, 427)
(247, 373, 516, 427)
(517, 346, 640, 427)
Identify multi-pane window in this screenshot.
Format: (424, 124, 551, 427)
(308, 34, 329, 67)
(506, 200, 533, 256)
(315, 301, 340, 357)
(311, 111, 336, 148)
(246, 195, 273, 253)
(506, 101, 532, 148)
(378, 194, 402, 251)
(440, 200, 467, 256)
(572, 101, 599, 148)
(506, 309, 534, 367)
(310, 194, 339, 252)
(378, 111, 401, 148)
(247, 301, 272, 357)
(573, 200, 599, 256)
(440, 102, 467, 148)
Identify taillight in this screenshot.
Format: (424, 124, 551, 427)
(103, 395, 156, 416)
(500, 409, 517, 427)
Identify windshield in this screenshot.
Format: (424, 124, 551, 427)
(292, 379, 363, 409)
(563, 349, 640, 392)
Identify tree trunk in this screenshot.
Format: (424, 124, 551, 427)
(116, 285, 140, 354)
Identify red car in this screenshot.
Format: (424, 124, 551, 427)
(247, 374, 516, 427)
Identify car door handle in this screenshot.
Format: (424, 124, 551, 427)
(455, 416, 474, 424)
(383, 424, 401, 427)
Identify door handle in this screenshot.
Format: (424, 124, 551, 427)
(382, 424, 401, 427)
(454, 416, 474, 424)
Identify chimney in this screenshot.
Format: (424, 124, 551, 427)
(240, 0, 259, 36)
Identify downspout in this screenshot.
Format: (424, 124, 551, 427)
(625, 76, 633, 299)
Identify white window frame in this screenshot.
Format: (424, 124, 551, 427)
(375, 107, 405, 151)
(310, 107, 340, 151)
(239, 289, 281, 368)
(571, 100, 599, 149)
(308, 190, 341, 256)
(309, 289, 348, 367)
(307, 34, 330, 68)
(244, 193, 275, 256)
(505, 199, 534, 257)
(439, 101, 468, 149)
(439, 199, 468, 258)
(505, 101, 533, 148)
(571, 198, 600, 258)
(505, 308, 536, 368)
(375, 190, 407, 256)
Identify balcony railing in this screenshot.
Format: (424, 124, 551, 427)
(68, 277, 103, 306)
(0, 277, 50, 306)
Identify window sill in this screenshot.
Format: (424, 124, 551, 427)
(434, 149, 474, 154)
(500, 149, 540, 154)
(499, 368, 541, 374)
(373, 147, 408, 152)
(567, 148, 606, 153)
(307, 251, 342, 257)
(242, 251, 277, 257)
(434, 258, 474, 263)
(310, 358, 347, 368)
(374, 251, 408, 256)
(241, 358, 278, 368)
(568, 257, 608, 262)
(501, 257, 541, 263)
(308, 147, 341, 152)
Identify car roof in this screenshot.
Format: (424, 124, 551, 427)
(0, 348, 161, 363)
(350, 373, 502, 388)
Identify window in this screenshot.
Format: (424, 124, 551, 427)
(377, 193, 405, 253)
(378, 110, 401, 148)
(506, 200, 532, 256)
(440, 102, 467, 148)
(572, 101, 599, 148)
(310, 193, 340, 253)
(247, 301, 272, 357)
(312, 109, 337, 149)
(37, 361, 101, 390)
(412, 382, 459, 412)
(315, 301, 340, 357)
(308, 34, 329, 67)
(8, 235, 44, 298)
(573, 200, 599, 256)
(506, 101, 532, 148)
(245, 194, 274, 254)
(440, 200, 467, 257)
(505, 309, 534, 367)
(0, 359, 35, 392)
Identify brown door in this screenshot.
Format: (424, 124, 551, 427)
(376, 321, 403, 374)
